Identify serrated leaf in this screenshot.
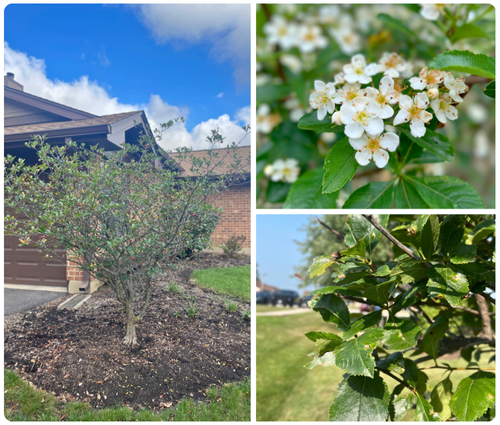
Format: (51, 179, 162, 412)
(323, 137, 359, 193)
(298, 110, 346, 133)
(313, 293, 350, 331)
(450, 371, 495, 421)
(401, 128, 454, 162)
(421, 215, 440, 259)
(340, 238, 366, 260)
(363, 280, 395, 305)
(374, 265, 390, 276)
(344, 214, 390, 256)
(421, 315, 449, 360)
(428, 50, 495, 79)
(402, 358, 419, 388)
(484, 80, 495, 98)
(415, 393, 441, 421)
(308, 255, 341, 278)
(283, 168, 338, 209)
(427, 266, 469, 306)
(430, 377, 453, 421)
(343, 310, 382, 340)
(305, 331, 344, 355)
(382, 320, 421, 350)
(390, 261, 428, 284)
(439, 215, 465, 257)
(403, 175, 484, 209)
(329, 374, 390, 421)
(392, 282, 427, 313)
(334, 329, 383, 377)
(305, 351, 336, 369)
(395, 176, 430, 208)
(342, 180, 395, 209)
(450, 243, 477, 264)
(377, 351, 405, 374)
(469, 219, 495, 244)
(392, 394, 415, 421)
(450, 23, 491, 43)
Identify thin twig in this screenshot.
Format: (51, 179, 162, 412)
(377, 368, 414, 391)
(315, 215, 345, 242)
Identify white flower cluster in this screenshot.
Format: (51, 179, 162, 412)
(309, 53, 468, 168)
(264, 158, 301, 184)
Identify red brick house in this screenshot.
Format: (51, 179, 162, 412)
(4, 73, 251, 293)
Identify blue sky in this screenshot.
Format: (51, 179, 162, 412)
(257, 215, 315, 293)
(4, 4, 250, 150)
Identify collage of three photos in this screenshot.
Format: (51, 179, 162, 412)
(3, 3, 496, 423)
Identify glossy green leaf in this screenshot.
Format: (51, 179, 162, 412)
(401, 128, 454, 162)
(377, 352, 405, 374)
(266, 181, 291, 203)
(428, 266, 469, 306)
(363, 280, 395, 305)
(392, 394, 415, 421)
(415, 393, 441, 421)
(402, 358, 419, 388)
(469, 219, 495, 244)
(395, 177, 429, 208)
(283, 168, 338, 209)
(341, 238, 366, 260)
(343, 310, 382, 340)
(329, 374, 390, 421)
(305, 331, 344, 355)
(450, 371, 495, 421)
(402, 175, 485, 209)
(392, 282, 427, 313)
(322, 137, 359, 193)
(344, 214, 390, 256)
(313, 293, 350, 331)
(421, 215, 440, 259)
(334, 328, 383, 377)
(450, 23, 490, 43)
(439, 215, 466, 257)
(428, 50, 495, 79)
(382, 320, 421, 350)
(484, 80, 495, 98)
(390, 261, 429, 284)
(378, 13, 418, 39)
(343, 179, 395, 209)
(257, 84, 291, 104)
(450, 243, 477, 264)
(298, 111, 346, 133)
(305, 351, 336, 369)
(421, 315, 449, 360)
(308, 255, 341, 278)
(430, 377, 453, 421)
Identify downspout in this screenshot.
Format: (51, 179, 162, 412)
(79, 261, 91, 292)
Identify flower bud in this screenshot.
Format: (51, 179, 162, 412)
(332, 111, 343, 126)
(427, 88, 439, 100)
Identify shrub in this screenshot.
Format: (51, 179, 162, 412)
(184, 301, 197, 318)
(222, 235, 247, 258)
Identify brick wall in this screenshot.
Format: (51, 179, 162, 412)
(210, 183, 251, 249)
(66, 259, 83, 282)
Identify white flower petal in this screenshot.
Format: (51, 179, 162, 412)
(379, 104, 395, 119)
(365, 63, 382, 76)
(380, 76, 394, 95)
(317, 106, 327, 121)
(393, 109, 410, 126)
(339, 105, 357, 124)
(415, 92, 430, 109)
(380, 133, 399, 152)
(410, 118, 426, 138)
(364, 118, 384, 136)
(398, 95, 413, 111)
(314, 80, 326, 91)
(355, 148, 372, 166)
(409, 77, 426, 91)
(373, 149, 389, 168)
(435, 109, 447, 123)
(344, 122, 364, 138)
(349, 135, 368, 150)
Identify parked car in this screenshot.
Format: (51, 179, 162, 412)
(256, 291, 273, 304)
(360, 304, 371, 312)
(271, 290, 300, 307)
(297, 294, 312, 307)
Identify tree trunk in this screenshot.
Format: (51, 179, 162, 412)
(123, 302, 137, 346)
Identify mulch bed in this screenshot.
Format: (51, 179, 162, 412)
(4, 253, 250, 411)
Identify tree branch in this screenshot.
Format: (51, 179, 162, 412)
(315, 215, 345, 242)
(475, 294, 494, 340)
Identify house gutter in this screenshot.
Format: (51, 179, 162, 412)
(5, 124, 112, 143)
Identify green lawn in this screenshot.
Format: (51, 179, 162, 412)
(256, 305, 283, 313)
(4, 368, 250, 421)
(191, 266, 250, 301)
(257, 311, 495, 422)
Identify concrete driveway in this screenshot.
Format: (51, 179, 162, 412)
(4, 288, 67, 316)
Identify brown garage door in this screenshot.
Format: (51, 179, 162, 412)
(4, 226, 68, 288)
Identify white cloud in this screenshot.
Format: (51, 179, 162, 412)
(134, 4, 250, 86)
(97, 45, 111, 67)
(4, 43, 250, 151)
(217, 92, 224, 98)
(235, 106, 251, 126)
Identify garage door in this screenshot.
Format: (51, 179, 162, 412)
(4, 225, 67, 288)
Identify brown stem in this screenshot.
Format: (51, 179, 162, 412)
(475, 294, 493, 340)
(315, 215, 345, 242)
(377, 368, 414, 391)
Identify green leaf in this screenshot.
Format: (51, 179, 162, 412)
(257, 84, 291, 104)
(390, 261, 429, 284)
(415, 393, 441, 421)
(329, 374, 390, 421)
(283, 168, 338, 209)
(298, 111, 346, 133)
(421, 315, 449, 360)
(392, 394, 415, 421)
(428, 50, 495, 79)
(395, 177, 430, 208)
(344, 214, 390, 256)
(343, 310, 382, 340)
(402, 358, 419, 388)
(450, 23, 491, 43)
(421, 215, 440, 259)
(484, 80, 495, 98)
(340, 238, 366, 260)
(377, 352, 406, 375)
(403, 176, 485, 209)
(430, 377, 453, 421)
(450, 371, 495, 421)
(382, 320, 421, 351)
(342, 180, 395, 209)
(401, 128, 454, 162)
(266, 181, 291, 203)
(334, 329, 384, 378)
(308, 255, 340, 278)
(439, 215, 465, 257)
(313, 293, 350, 331)
(305, 331, 344, 355)
(469, 219, 495, 244)
(427, 266, 469, 306)
(322, 137, 359, 193)
(305, 351, 336, 369)
(378, 13, 418, 39)
(450, 243, 477, 264)
(363, 280, 395, 306)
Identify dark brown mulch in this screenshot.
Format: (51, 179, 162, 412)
(4, 253, 250, 411)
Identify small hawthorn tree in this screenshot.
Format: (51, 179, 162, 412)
(4, 123, 250, 346)
(303, 214, 495, 421)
